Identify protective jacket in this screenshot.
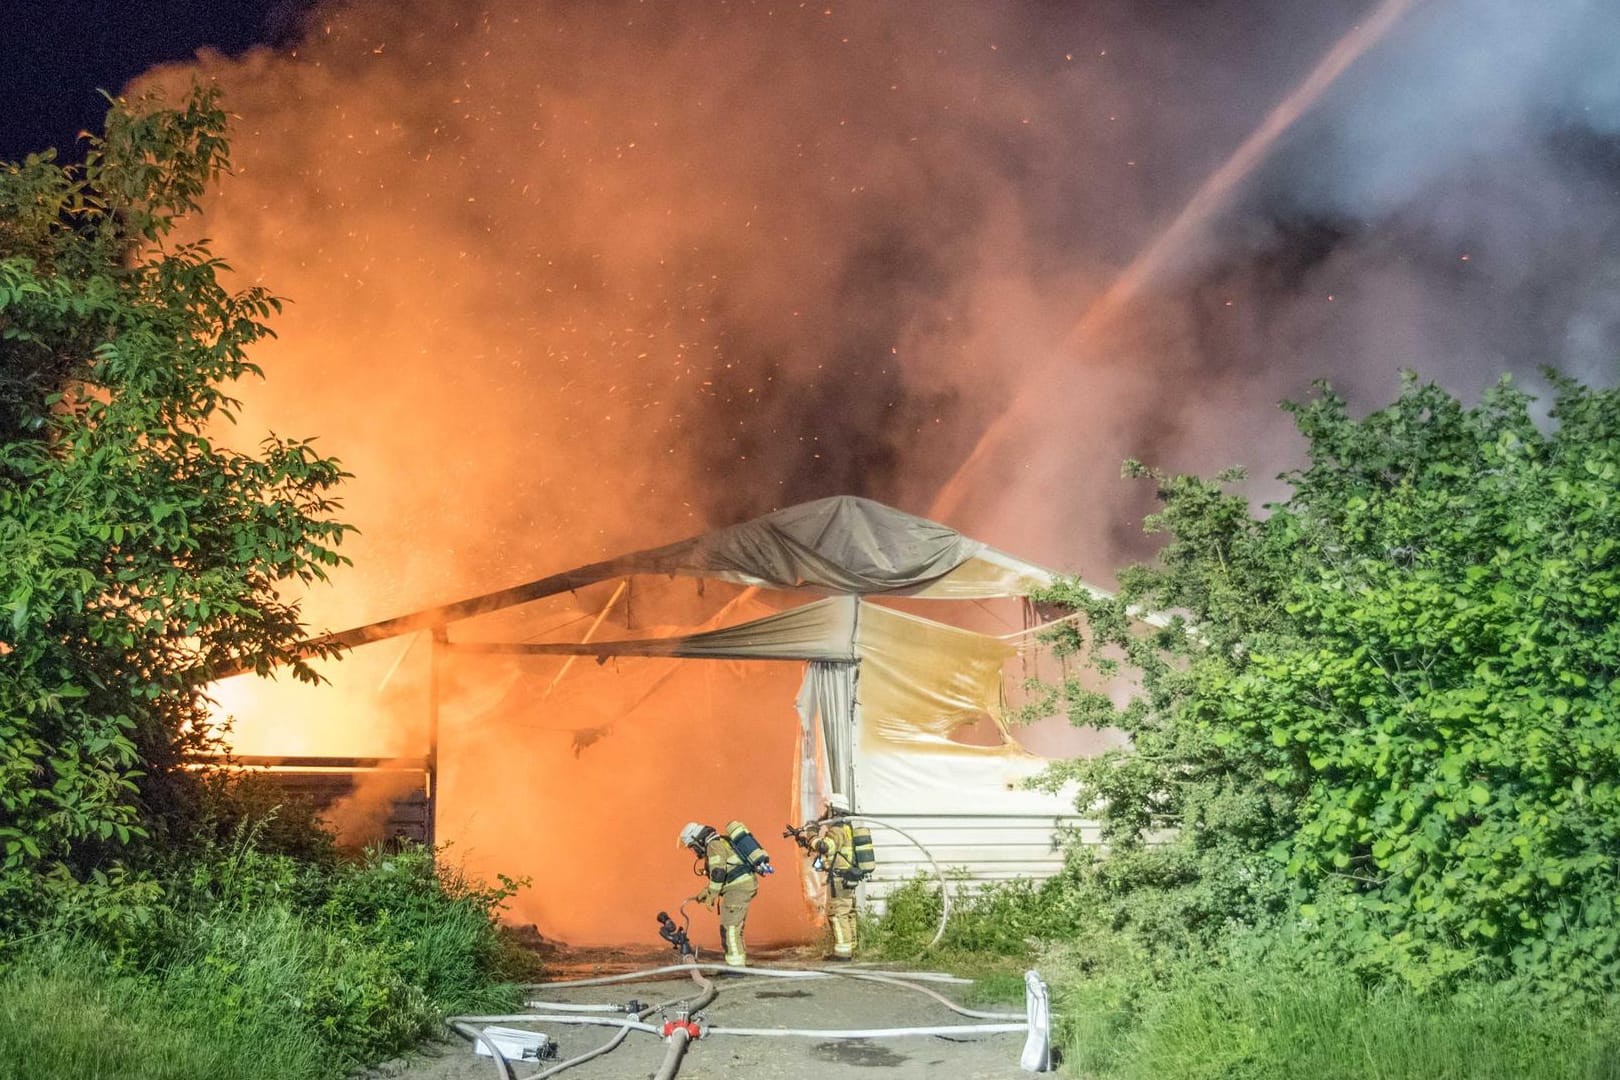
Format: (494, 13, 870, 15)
(811, 822, 860, 884)
(702, 833, 755, 891)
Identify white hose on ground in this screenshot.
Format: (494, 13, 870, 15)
(452, 1013, 663, 1034)
(492, 956, 1025, 1077)
(827, 966, 974, 983)
(523, 962, 965, 989)
(520, 963, 821, 988)
(704, 1022, 1029, 1038)
(517, 1026, 631, 1080)
(835, 970, 1023, 1020)
(519, 1000, 631, 1012)
(525, 961, 1018, 1019)
(745, 965, 972, 985)
(447, 1020, 517, 1080)
(516, 980, 714, 1080)
(823, 813, 952, 950)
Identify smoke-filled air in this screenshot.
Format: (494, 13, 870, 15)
(138, 0, 1620, 943)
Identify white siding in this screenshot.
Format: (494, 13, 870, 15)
(856, 812, 1098, 913)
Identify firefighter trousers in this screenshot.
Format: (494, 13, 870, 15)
(718, 876, 757, 966)
(827, 875, 857, 958)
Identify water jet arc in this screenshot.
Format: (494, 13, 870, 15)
(928, 0, 1424, 525)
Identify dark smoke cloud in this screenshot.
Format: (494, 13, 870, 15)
(138, 0, 1620, 603)
(1218, 0, 1620, 394)
(960, 0, 1620, 568)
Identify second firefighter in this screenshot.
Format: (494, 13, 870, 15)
(790, 792, 865, 960)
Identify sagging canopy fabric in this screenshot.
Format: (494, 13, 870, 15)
(464, 596, 860, 663)
(855, 601, 1015, 743)
(309, 496, 1053, 654)
(491, 595, 1020, 747)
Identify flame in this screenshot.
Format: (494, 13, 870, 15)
(209, 580, 818, 945)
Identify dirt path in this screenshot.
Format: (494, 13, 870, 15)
(394, 948, 1035, 1080)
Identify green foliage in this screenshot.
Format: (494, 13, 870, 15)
(0, 940, 327, 1080)
(1035, 372, 1620, 994)
(1049, 935, 1620, 1080)
(866, 874, 1085, 962)
(0, 88, 351, 911)
(0, 96, 531, 1080)
(321, 846, 533, 1013)
(0, 839, 531, 1079)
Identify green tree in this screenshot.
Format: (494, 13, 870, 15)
(1038, 373, 1620, 993)
(0, 88, 351, 921)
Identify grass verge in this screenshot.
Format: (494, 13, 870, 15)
(0, 844, 532, 1080)
(1054, 960, 1620, 1080)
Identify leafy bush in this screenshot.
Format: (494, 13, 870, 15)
(0, 78, 525, 1080)
(1034, 374, 1620, 994)
(322, 845, 532, 1014)
(1, 85, 350, 914)
(866, 874, 1083, 961)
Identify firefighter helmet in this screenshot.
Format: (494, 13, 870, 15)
(678, 822, 706, 850)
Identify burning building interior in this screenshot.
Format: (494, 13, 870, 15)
(207, 496, 1110, 946)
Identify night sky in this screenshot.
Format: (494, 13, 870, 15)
(0, 1, 311, 162)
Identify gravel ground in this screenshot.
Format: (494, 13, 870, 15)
(392, 949, 1037, 1080)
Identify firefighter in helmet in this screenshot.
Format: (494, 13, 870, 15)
(679, 821, 771, 966)
(791, 792, 860, 960)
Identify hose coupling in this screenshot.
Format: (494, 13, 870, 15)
(662, 1018, 703, 1040)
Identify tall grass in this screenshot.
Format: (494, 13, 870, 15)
(0, 844, 531, 1080)
(0, 941, 324, 1080)
(1057, 963, 1620, 1080)
(867, 877, 1620, 1078)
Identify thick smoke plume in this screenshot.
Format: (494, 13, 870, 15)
(139, 0, 1620, 941)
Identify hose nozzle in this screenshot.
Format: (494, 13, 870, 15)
(656, 909, 694, 957)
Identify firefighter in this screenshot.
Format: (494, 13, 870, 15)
(792, 792, 860, 960)
(679, 821, 769, 966)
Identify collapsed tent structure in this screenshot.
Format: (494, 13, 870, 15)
(224, 496, 1102, 937)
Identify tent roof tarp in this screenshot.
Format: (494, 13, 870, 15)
(615, 494, 1043, 596)
(447, 596, 861, 663)
(310, 496, 1056, 653)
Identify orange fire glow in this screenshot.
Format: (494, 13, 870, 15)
(208, 579, 821, 946)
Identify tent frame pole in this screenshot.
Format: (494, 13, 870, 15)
(427, 626, 447, 848)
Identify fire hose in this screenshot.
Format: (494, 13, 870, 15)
(525, 963, 1021, 1021)
(653, 958, 714, 1080)
(456, 966, 1039, 1076)
(449, 903, 1050, 1079)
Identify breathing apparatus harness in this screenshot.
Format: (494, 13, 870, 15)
(785, 817, 875, 885)
(688, 822, 774, 886)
